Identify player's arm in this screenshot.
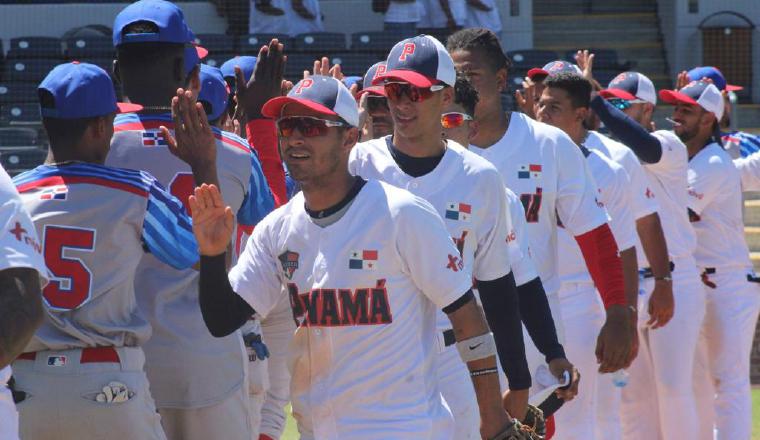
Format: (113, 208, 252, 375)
(734, 151, 760, 192)
(590, 95, 662, 163)
(0, 268, 43, 368)
(142, 180, 200, 270)
(237, 150, 277, 241)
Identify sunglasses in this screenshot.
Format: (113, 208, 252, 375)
(276, 116, 347, 138)
(384, 82, 446, 103)
(441, 112, 473, 129)
(367, 96, 389, 112)
(607, 98, 647, 111)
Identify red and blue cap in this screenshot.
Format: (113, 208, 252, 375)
(599, 71, 657, 105)
(220, 56, 258, 82)
(527, 60, 582, 81)
(198, 65, 228, 122)
(686, 66, 743, 92)
(358, 61, 388, 97)
(373, 35, 455, 88)
(113, 0, 207, 60)
(262, 75, 359, 127)
(39, 62, 142, 119)
(659, 80, 724, 120)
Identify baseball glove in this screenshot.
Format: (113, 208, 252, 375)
(488, 419, 545, 440)
(521, 405, 546, 437)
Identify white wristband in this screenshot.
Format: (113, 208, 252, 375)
(456, 332, 497, 363)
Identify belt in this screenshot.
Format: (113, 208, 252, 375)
(443, 329, 456, 347)
(640, 261, 675, 278)
(16, 346, 120, 364)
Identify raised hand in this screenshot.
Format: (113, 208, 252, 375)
(189, 184, 234, 257)
(575, 49, 595, 81)
(676, 70, 690, 89)
(235, 39, 286, 120)
(515, 78, 537, 119)
(357, 91, 374, 142)
(304, 56, 344, 80)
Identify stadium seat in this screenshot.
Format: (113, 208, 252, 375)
(4, 58, 61, 83)
(7, 37, 63, 59)
(507, 74, 527, 91)
(203, 53, 234, 69)
(506, 49, 558, 70)
(329, 53, 383, 77)
(1, 103, 41, 125)
(0, 127, 38, 148)
(79, 58, 114, 75)
(292, 33, 347, 53)
(350, 31, 397, 53)
(0, 148, 47, 176)
(194, 34, 235, 54)
(238, 34, 291, 55)
(0, 82, 38, 105)
(65, 35, 114, 59)
(284, 53, 319, 80)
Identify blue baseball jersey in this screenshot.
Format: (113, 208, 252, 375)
(723, 130, 760, 158)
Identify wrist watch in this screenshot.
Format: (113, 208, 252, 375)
(653, 275, 672, 282)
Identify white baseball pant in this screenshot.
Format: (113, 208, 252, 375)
(621, 257, 706, 440)
(594, 370, 622, 440)
(436, 341, 480, 439)
(553, 281, 605, 440)
(694, 268, 760, 440)
(241, 320, 270, 439)
(0, 373, 19, 440)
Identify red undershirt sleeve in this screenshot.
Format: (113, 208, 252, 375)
(574, 223, 626, 308)
(246, 119, 287, 207)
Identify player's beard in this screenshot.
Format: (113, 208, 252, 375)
(675, 124, 699, 143)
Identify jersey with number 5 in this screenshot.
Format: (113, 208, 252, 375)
(13, 163, 198, 352)
(469, 113, 608, 295)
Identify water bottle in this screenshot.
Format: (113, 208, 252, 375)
(612, 369, 629, 387)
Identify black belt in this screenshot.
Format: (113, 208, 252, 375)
(640, 262, 675, 278)
(443, 329, 456, 347)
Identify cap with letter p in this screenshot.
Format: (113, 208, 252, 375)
(39, 62, 143, 119)
(600, 71, 657, 105)
(659, 80, 724, 121)
(373, 35, 455, 88)
(357, 61, 388, 97)
(261, 75, 359, 127)
(527, 60, 582, 81)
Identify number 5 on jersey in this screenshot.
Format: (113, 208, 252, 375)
(42, 225, 96, 310)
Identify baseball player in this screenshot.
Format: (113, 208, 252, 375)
(106, 2, 275, 438)
(591, 72, 705, 440)
(536, 72, 639, 439)
(0, 163, 47, 440)
(658, 80, 759, 440)
(356, 61, 394, 141)
(10, 62, 201, 439)
(348, 35, 570, 437)
(447, 29, 633, 402)
(184, 74, 534, 440)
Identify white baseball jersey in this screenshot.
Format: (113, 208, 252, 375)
(586, 130, 659, 268)
(639, 131, 696, 261)
(558, 149, 637, 284)
(469, 112, 608, 295)
(734, 149, 760, 191)
(348, 137, 513, 336)
(229, 180, 472, 439)
(687, 142, 751, 269)
(504, 187, 539, 286)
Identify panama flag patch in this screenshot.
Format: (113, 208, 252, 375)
(445, 202, 471, 222)
(39, 185, 68, 200)
(349, 250, 378, 270)
(518, 164, 542, 179)
(142, 131, 168, 146)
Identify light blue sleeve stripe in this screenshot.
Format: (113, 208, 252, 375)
(237, 152, 275, 226)
(142, 184, 199, 269)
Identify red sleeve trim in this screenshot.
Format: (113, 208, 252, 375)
(247, 119, 287, 207)
(574, 223, 626, 308)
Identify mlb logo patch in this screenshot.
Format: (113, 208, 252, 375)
(349, 250, 377, 270)
(518, 164, 542, 179)
(39, 185, 67, 200)
(47, 355, 67, 367)
(142, 131, 167, 146)
(445, 203, 471, 222)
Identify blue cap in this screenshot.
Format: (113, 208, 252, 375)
(113, 0, 207, 59)
(600, 71, 657, 105)
(198, 64, 228, 122)
(527, 60, 582, 80)
(262, 75, 359, 127)
(375, 35, 455, 88)
(39, 62, 143, 119)
(659, 80, 724, 120)
(687, 66, 743, 92)
(358, 62, 387, 97)
(220, 56, 257, 81)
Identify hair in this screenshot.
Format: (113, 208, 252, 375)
(453, 72, 479, 116)
(115, 21, 185, 75)
(543, 73, 592, 109)
(446, 28, 510, 73)
(38, 89, 100, 147)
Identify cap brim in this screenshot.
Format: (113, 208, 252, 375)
(261, 96, 338, 119)
(599, 89, 638, 101)
(726, 84, 743, 92)
(357, 86, 387, 98)
(372, 70, 435, 88)
(658, 89, 698, 106)
(527, 68, 549, 80)
(116, 102, 143, 113)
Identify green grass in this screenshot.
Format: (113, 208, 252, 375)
(280, 391, 760, 439)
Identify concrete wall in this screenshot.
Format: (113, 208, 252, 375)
(657, 0, 759, 102)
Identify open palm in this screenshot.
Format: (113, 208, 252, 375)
(189, 184, 234, 256)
